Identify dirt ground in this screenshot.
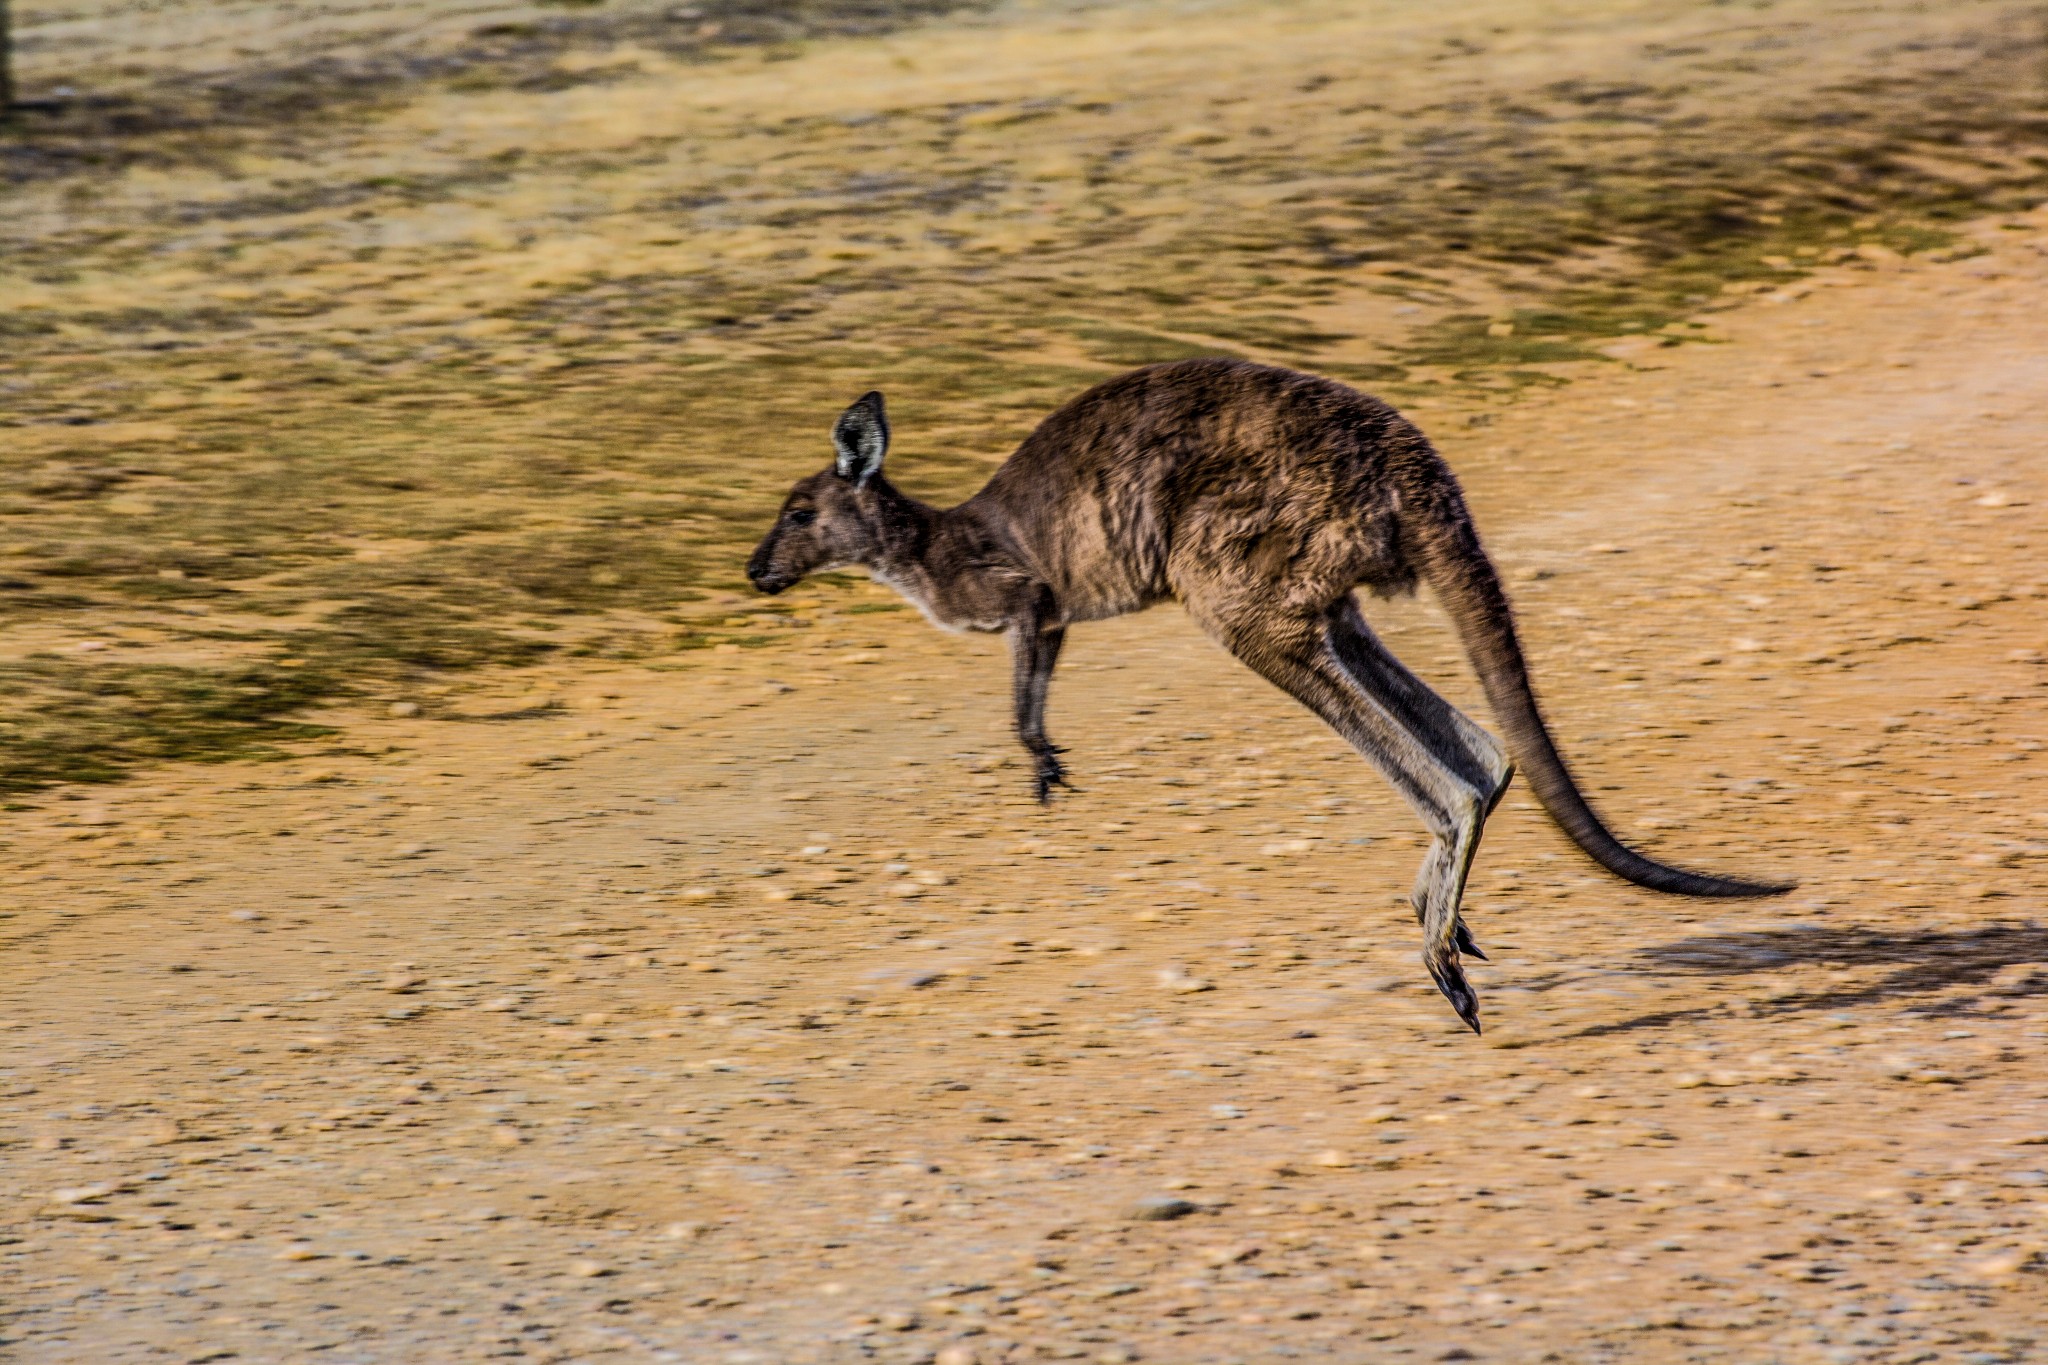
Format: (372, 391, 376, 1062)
(5, 1, 2048, 1362)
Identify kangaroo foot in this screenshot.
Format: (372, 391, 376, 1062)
(1410, 885, 1485, 958)
(1425, 946, 1481, 1035)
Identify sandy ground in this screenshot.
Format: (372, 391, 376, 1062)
(4, 177, 2048, 1364)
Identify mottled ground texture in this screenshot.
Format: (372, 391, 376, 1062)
(4, 0, 2048, 1361)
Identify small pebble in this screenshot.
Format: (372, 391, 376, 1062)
(127, 1117, 183, 1148)
(1970, 1250, 2031, 1279)
(569, 1260, 611, 1278)
(1128, 1196, 1198, 1222)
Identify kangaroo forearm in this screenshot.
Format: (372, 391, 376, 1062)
(1010, 620, 1064, 748)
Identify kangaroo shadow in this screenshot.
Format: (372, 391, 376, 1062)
(1572, 920, 2048, 1037)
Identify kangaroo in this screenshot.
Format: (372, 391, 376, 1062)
(746, 358, 1792, 1031)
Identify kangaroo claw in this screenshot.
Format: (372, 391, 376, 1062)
(1452, 919, 1487, 961)
(1032, 751, 1073, 804)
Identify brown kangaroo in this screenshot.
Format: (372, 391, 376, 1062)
(746, 359, 1792, 1031)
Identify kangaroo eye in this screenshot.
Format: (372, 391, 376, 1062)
(787, 507, 817, 528)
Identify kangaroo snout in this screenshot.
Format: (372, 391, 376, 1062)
(745, 550, 792, 595)
(745, 540, 782, 593)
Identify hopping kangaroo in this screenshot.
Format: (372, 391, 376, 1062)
(747, 359, 1792, 1031)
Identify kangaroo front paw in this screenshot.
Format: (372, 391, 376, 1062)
(1031, 747, 1072, 804)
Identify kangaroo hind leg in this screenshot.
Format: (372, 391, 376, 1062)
(1325, 599, 1514, 967)
(1185, 598, 1500, 1032)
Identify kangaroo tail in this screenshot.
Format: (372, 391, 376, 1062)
(1405, 477, 1794, 899)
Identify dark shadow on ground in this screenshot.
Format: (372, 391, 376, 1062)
(1570, 920, 2048, 1036)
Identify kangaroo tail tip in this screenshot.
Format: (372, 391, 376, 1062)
(1700, 874, 1799, 899)
(1611, 855, 1799, 900)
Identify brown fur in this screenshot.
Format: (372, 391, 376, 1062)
(748, 359, 1792, 1031)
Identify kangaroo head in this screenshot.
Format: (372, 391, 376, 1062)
(746, 391, 892, 595)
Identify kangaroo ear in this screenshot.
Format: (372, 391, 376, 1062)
(832, 391, 889, 486)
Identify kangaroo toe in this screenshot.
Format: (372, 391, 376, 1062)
(1031, 750, 1072, 803)
(1425, 950, 1482, 1035)
(1452, 918, 1487, 961)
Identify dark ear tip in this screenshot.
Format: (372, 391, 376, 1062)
(858, 390, 886, 414)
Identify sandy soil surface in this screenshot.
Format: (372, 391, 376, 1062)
(5, 188, 2048, 1365)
